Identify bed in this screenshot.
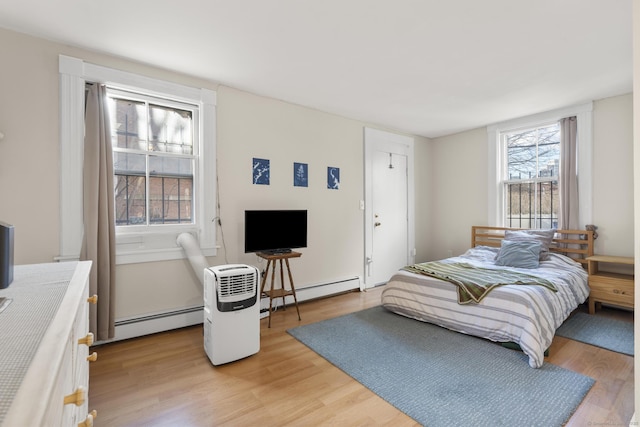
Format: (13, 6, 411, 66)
(381, 226, 595, 368)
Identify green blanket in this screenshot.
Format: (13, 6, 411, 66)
(403, 262, 557, 304)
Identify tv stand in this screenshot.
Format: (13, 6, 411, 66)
(257, 251, 302, 327)
(263, 248, 292, 255)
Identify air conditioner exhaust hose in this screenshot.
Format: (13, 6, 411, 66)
(176, 232, 209, 286)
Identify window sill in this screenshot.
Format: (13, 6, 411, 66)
(116, 246, 218, 265)
(115, 228, 217, 265)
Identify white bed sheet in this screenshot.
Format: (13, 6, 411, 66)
(381, 246, 589, 368)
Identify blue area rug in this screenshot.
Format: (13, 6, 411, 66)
(288, 306, 594, 427)
(556, 312, 634, 356)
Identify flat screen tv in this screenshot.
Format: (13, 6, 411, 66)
(244, 210, 307, 254)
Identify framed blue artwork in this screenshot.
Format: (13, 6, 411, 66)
(253, 158, 270, 185)
(293, 162, 308, 187)
(327, 166, 340, 189)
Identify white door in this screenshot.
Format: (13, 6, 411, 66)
(364, 128, 415, 288)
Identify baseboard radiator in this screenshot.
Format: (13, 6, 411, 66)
(259, 275, 361, 318)
(102, 276, 361, 344)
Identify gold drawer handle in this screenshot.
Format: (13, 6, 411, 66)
(63, 386, 86, 406)
(613, 289, 627, 295)
(87, 295, 98, 305)
(78, 410, 97, 427)
(86, 352, 98, 362)
(78, 333, 94, 346)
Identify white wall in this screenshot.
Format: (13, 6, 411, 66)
(428, 127, 489, 260)
(216, 85, 366, 286)
(413, 136, 433, 263)
(592, 94, 634, 256)
(0, 29, 61, 262)
(427, 94, 634, 261)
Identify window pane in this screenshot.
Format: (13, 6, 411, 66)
(149, 177, 193, 224)
(506, 124, 560, 180)
(114, 152, 146, 226)
(505, 181, 558, 229)
(507, 128, 537, 180)
(113, 152, 145, 176)
(114, 175, 146, 225)
(109, 97, 147, 150)
(538, 180, 559, 229)
(506, 181, 531, 228)
(536, 125, 560, 178)
(149, 104, 193, 154)
(148, 154, 193, 224)
(149, 155, 192, 177)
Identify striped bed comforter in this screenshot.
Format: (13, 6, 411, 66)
(381, 246, 589, 368)
(403, 262, 558, 304)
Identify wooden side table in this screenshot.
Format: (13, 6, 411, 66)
(257, 251, 302, 327)
(586, 255, 634, 314)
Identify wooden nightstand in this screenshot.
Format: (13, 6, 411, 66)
(586, 255, 634, 314)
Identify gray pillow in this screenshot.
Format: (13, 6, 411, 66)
(495, 240, 542, 269)
(503, 229, 555, 261)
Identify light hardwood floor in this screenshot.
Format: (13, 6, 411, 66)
(89, 287, 634, 426)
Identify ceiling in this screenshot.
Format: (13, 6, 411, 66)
(0, 0, 632, 138)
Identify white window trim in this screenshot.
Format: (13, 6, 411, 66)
(487, 102, 593, 228)
(59, 55, 217, 264)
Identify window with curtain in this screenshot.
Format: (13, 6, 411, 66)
(501, 122, 560, 229)
(486, 102, 592, 230)
(59, 55, 218, 265)
(106, 89, 197, 227)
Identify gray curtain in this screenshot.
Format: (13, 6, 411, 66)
(559, 116, 579, 230)
(81, 83, 116, 340)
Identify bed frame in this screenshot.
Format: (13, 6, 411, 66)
(471, 226, 594, 267)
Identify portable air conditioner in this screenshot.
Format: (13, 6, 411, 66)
(204, 264, 260, 365)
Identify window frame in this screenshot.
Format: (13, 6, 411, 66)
(59, 55, 217, 264)
(502, 121, 560, 229)
(487, 102, 593, 229)
(107, 88, 199, 229)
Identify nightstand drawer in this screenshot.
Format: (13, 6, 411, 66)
(589, 274, 634, 291)
(589, 277, 634, 306)
(587, 255, 634, 314)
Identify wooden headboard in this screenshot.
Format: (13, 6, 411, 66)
(471, 226, 594, 267)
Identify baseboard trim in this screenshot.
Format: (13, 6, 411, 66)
(97, 276, 361, 344)
(260, 276, 361, 318)
(95, 306, 204, 345)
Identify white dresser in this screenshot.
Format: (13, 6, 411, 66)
(0, 261, 96, 427)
